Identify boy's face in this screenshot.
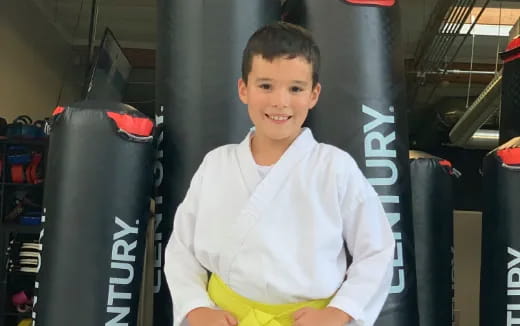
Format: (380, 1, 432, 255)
(238, 55, 321, 144)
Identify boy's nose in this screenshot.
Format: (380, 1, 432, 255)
(271, 89, 290, 108)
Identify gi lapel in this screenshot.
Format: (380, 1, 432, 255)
(235, 128, 262, 195)
(249, 127, 317, 216)
(223, 128, 318, 273)
(235, 127, 317, 201)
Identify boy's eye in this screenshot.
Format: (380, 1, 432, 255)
(290, 86, 303, 93)
(259, 84, 272, 90)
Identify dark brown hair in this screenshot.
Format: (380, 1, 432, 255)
(241, 22, 320, 88)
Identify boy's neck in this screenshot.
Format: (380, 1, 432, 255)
(250, 131, 300, 166)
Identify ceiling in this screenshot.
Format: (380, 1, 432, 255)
(33, 0, 156, 49)
(32, 0, 519, 60)
(31, 0, 520, 148)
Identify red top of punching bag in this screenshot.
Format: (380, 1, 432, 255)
(344, 0, 395, 6)
(497, 148, 520, 165)
(106, 112, 153, 137)
(53, 106, 65, 116)
(500, 36, 520, 63)
(438, 160, 452, 168)
(52, 106, 154, 137)
(495, 137, 520, 165)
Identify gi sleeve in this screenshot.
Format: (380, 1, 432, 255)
(164, 158, 217, 326)
(327, 162, 395, 326)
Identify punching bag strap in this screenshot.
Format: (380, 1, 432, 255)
(439, 160, 462, 177)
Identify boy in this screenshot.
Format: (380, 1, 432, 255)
(165, 22, 395, 326)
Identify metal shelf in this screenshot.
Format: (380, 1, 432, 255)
(0, 138, 48, 147)
(0, 311, 32, 318)
(1, 224, 42, 235)
(0, 138, 47, 326)
(1, 183, 43, 188)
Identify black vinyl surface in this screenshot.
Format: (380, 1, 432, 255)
(155, 2, 281, 324)
(34, 101, 153, 326)
(480, 139, 520, 326)
(283, 1, 419, 325)
(410, 152, 454, 326)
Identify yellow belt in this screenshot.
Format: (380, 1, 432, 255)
(208, 274, 331, 326)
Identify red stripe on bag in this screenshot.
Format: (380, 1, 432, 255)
(106, 112, 153, 137)
(505, 37, 520, 52)
(344, 0, 395, 6)
(53, 106, 65, 116)
(497, 148, 520, 165)
(502, 38, 520, 63)
(439, 160, 452, 168)
(504, 52, 520, 64)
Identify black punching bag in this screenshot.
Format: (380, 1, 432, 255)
(155, 2, 281, 325)
(480, 137, 520, 326)
(499, 37, 520, 144)
(34, 102, 154, 326)
(410, 151, 456, 326)
(283, 1, 418, 325)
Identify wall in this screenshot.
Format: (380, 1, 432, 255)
(0, 0, 82, 123)
(454, 210, 482, 326)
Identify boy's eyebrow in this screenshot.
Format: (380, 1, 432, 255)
(291, 80, 308, 86)
(255, 78, 273, 83)
(254, 78, 309, 86)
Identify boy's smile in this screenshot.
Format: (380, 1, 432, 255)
(266, 114, 291, 123)
(238, 55, 321, 149)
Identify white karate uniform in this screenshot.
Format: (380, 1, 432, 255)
(165, 127, 395, 326)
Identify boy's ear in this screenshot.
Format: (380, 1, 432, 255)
(308, 82, 322, 110)
(238, 78, 248, 105)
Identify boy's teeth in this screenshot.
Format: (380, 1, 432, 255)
(269, 115, 289, 121)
